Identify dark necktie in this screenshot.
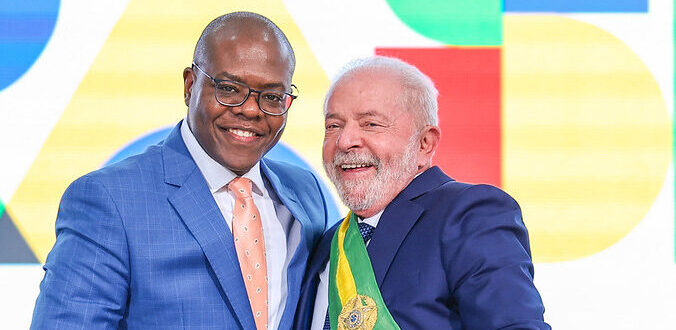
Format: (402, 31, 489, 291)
(323, 222, 376, 329)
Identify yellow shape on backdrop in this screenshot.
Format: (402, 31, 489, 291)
(8, 0, 329, 262)
(503, 15, 671, 262)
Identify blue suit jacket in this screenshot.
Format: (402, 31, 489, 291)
(294, 166, 549, 329)
(32, 123, 328, 329)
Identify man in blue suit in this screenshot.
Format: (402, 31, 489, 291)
(32, 12, 327, 329)
(294, 56, 549, 329)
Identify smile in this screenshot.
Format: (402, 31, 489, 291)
(340, 163, 374, 170)
(227, 128, 258, 138)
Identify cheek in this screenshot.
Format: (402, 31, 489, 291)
(265, 118, 287, 145)
(372, 139, 404, 160)
(188, 95, 210, 123)
(322, 137, 335, 161)
(189, 84, 208, 110)
(271, 117, 286, 134)
(192, 109, 212, 134)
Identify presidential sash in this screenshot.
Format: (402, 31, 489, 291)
(327, 212, 401, 330)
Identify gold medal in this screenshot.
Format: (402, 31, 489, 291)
(337, 294, 378, 330)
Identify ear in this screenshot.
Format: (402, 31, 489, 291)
(417, 125, 441, 170)
(183, 67, 195, 107)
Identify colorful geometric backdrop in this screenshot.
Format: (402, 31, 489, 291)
(1, 0, 674, 328)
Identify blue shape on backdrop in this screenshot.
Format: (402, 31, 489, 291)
(505, 0, 647, 12)
(104, 127, 171, 165)
(105, 127, 342, 223)
(0, 0, 60, 91)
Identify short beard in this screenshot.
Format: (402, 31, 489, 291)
(324, 134, 419, 213)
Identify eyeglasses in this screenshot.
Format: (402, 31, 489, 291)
(192, 62, 298, 116)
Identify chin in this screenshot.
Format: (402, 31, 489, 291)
(338, 183, 381, 212)
(217, 159, 251, 175)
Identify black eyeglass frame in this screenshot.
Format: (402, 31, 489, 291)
(192, 62, 298, 116)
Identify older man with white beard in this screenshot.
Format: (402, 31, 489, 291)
(294, 56, 550, 330)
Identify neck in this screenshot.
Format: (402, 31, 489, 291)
(353, 208, 384, 219)
(416, 163, 431, 175)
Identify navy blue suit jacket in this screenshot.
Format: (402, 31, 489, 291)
(294, 166, 549, 329)
(32, 123, 328, 329)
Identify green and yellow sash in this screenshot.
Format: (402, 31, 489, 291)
(327, 212, 401, 330)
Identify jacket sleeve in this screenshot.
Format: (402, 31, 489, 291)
(31, 175, 130, 329)
(442, 184, 550, 330)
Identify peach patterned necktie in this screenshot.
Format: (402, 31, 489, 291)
(229, 177, 268, 329)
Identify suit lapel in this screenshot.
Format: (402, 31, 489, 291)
(260, 159, 316, 329)
(260, 160, 314, 250)
(367, 200, 423, 286)
(294, 225, 338, 329)
(366, 166, 453, 286)
(162, 123, 255, 329)
(307, 226, 337, 280)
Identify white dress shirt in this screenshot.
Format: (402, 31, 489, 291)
(181, 120, 301, 329)
(310, 211, 384, 330)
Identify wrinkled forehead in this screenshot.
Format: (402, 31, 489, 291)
(330, 73, 413, 119)
(328, 68, 406, 106)
(326, 68, 429, 133)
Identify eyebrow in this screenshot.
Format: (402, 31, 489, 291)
(325, 111, 389, 121)
(325, 112, 342, 120)
(215, 71, 287, 90)
(356, 111, 385, 119)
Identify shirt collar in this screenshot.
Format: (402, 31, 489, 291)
(180, 120, 266, 196)
(358, 210, 384, 228)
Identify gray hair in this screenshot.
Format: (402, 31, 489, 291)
(193, 12, 295, 74)
(324, 56, 439, 127)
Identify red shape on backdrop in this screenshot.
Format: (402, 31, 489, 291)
(376, 48, 501, 187)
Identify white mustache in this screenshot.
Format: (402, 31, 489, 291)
(331, 151, 380, 168)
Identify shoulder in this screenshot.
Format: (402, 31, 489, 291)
(413, 180, 525, 244)
(421, 180, 520, 213)
(262, 158, 329, 234)
(65, 144, 166, 199)
(86, 145, 163, 182)
(262, 158, 318, 184)
(261, 158, 324, 198)
(426, 183, 545, 328)
(428, 181, 529, 257)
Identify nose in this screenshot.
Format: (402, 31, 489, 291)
(230, 91, 263, 118)
(335, 123, 363, 152)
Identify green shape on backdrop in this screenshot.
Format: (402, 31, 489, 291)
(385, 0, 502, 46)
(0, 199, 4, 215)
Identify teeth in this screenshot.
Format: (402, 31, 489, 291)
(228, 128, 255, 137)
(340, 164, 370, 169)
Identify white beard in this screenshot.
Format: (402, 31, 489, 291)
(324, 135, 419, 212)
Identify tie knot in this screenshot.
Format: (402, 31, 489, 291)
(357, 222, 376, 243)
(228, 177, 253, 198)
